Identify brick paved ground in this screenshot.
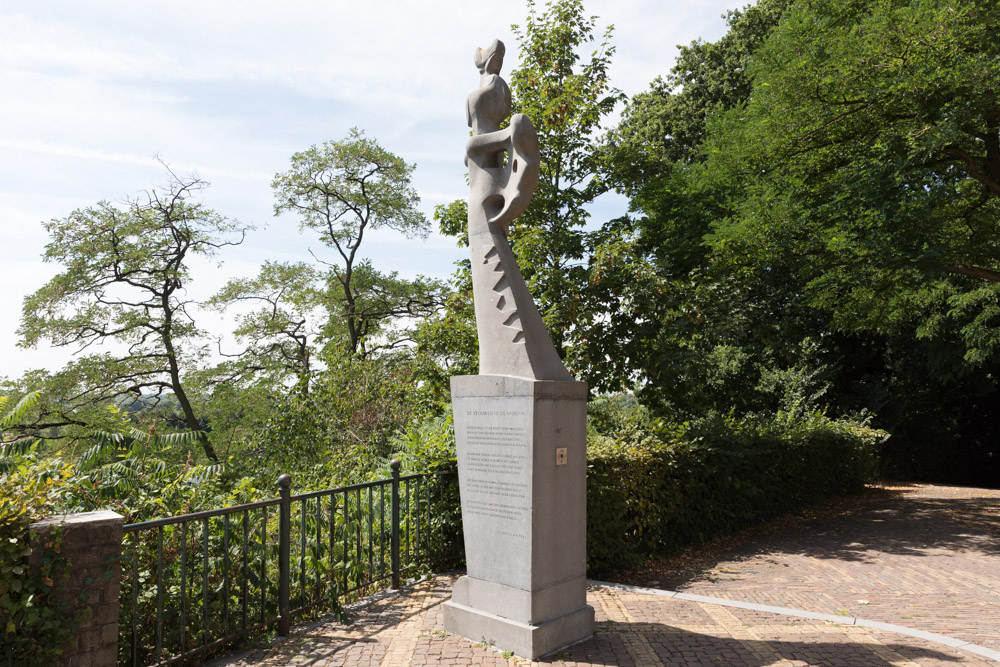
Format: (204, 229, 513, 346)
(627, 484, 1000, 653)
(213, 575, 994, 666)
(212, 483, 1000, 665)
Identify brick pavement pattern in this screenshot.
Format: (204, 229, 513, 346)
(213, 483, 999, 666)
(213, 574, 993, 666)
(638, 484, 1000, 654)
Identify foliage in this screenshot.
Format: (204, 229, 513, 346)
(392, 411, 464, 568)
(272, 128, 442, 357)
(16, 174, 248, 462)
(604, 0, 791, 177)
(582, 0, 793, 397)
(393, 409, 458, 475)
(394, 397, 881, 578)
(245, 349, 431, 488)
(204, 261, 323, 393)
(579, 0, 1000, 482)
(0, 463, 75, 665)
(0, 392, 42, 472)
(411, 257, 478, 397)
(695, 0, 1000, 480)
(508, 0, 623, 357)
(707, 0, 1000, 341)
(586, 407, 884, 576)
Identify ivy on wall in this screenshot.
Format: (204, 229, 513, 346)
(0, 465, 77, 665)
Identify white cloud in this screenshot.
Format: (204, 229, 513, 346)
(1, 0, 743, 377)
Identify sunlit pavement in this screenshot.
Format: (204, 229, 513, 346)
(212, 483, 1000, 666)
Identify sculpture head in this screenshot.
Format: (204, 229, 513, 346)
(474, 39, 505, 75)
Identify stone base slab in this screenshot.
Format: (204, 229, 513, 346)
(443, 599, 595, 660)
(451, 574, 587, 625)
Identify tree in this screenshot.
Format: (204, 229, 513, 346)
(705, 0, 1000, 339)
(205, 261, 322, 393)
(579, 0, 795, 397)
(698, 0, 1000, 480)
(17, 175, 247, 461)
(271, 128, 442, 357)
(508, 0, 623, 357)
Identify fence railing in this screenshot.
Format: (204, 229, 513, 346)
(119, 461, 461, 666)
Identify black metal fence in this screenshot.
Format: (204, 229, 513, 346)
(119, 461, 461, 666)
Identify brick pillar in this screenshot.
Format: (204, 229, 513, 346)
(30, 510, 124, 667)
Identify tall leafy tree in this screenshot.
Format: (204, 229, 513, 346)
(272, 128, 442, 358)
(698, 0, 1000, 480)
(508, 0, 623, 355)
(709, 0, 1000, 348)
(17, 175, 247, 461)
(580, 0, 796, 398)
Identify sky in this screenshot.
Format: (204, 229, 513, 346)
(1, 0, 746, 379)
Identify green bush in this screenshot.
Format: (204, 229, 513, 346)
(396, 398, 883, 579)
(393, 410, 464, 569)
(586, 409, 884, 577)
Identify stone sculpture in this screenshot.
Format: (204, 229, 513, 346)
(464, 39, 573, 382)
(443, 40, 594, 660)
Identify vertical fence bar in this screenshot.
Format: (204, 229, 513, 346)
(315, 497, 322, 604)
(341, 491, 348, 594)
(405, 479, 411, 569)
(155, 526, 163, 661)
(242, 511, 249, 631)
(390, 460, 401, 589)
(260, 506, 267, 626)
(277, 474, 291, 636)
(130, 536, 138, 667)
(367, 487, 373, 583)
(380, 484, 386, 578)
(328, 495, 336, 598)
(424, 477, 434, 563)
(223, 515, 230, 635)
(355, 488, 362, 590)
(299, 497, 306, 606)
(202, 518, 209, 647)
(414, 478, 421, 562)
(180, 522, 186, 655)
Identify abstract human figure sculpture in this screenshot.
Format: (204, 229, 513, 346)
(465, 39, 572, 381)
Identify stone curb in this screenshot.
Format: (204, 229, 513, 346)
(588, 580, 1000, 663)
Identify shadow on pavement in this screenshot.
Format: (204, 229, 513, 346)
(550, 622, 970, 666)
(654, 487, 1000, 590)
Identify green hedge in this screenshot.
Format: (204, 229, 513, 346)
(586, 411, 884, 577)
(395, 404, 883, 579)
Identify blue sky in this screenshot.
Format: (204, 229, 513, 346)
(1, 0, 744, 378)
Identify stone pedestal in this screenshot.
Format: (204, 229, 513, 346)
(444, 375, 594, 659)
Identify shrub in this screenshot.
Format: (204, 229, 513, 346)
(392, 397, 883, 579)
(586, 409, 884, 577)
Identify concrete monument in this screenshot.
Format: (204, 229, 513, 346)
(442, 39, 594, 659)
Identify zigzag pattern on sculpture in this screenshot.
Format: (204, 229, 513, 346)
(483, 246, 524, 344)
